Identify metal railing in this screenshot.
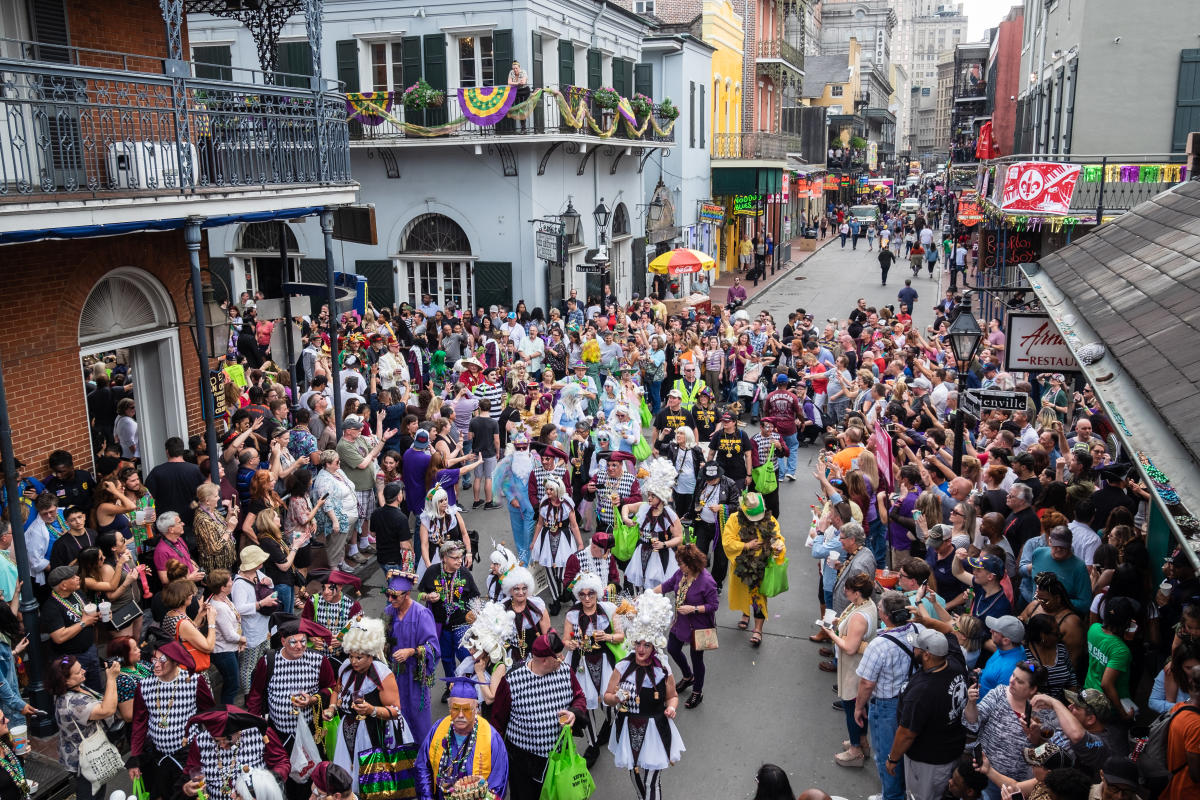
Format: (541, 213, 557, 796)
(0, 39, 352, 201)
(711, 131, 799, 160)
(755, 39, 804, 73)
(986, 153, 1188, 215)
(350, 90, 675, 144)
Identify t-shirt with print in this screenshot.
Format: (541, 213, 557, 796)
(709, 429, 753, 481)
(1084, 622, 1131, 700)
(652, 407, 696, 440)
(897, 632, 968, 763)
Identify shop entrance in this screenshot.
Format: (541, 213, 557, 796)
(79, 268, 187, 475)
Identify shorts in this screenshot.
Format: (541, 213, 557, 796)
(355, 489, 377, 521)
(739, 254, 752, 267)
(478, 456, 497, 479)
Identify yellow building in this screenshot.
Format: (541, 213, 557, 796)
(701, 0, 745, 275)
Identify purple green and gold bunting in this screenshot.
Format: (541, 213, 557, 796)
(346, 91, 394, 126)
(457, 86, 517, 126)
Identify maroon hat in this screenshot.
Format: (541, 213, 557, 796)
(158, 640, 196, 672)
(542, 445, 568, 462)
(531, 634, 556, 658)
(591, 532, 615, 550)
(608, 451, 635, 464)
(300, 618, 334, 641)
(187, 704, 268, 738)
(327, 570, 362, 592)
(312, 762, 353, 794)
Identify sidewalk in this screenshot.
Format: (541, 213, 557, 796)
(710, 234, 837, 307)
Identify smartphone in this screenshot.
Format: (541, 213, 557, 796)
(971, 742, 983, 765)
(1010, 791, 1024, 800)
(320, 492, 330, 502)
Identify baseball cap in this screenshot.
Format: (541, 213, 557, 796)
(413, 429, 430, 450)
(914, 628, 948, 656)
(925, 524, 950, 543)
(720, 411, 735, 422)
(1099, 756, 1146, 797)
(911, 377, 932, 391)
(703, 462, 722, 480)
(966, 554, 1005, 577)
(985, 614, 1025, 643)
(1048, 528, 1073, 548)
(775, 373, 789, 384)
(983, 363, 998, 373)
(1064, 688, 1114, 721)
(667, 388, 683, 399)
(342, 415, 364, 430)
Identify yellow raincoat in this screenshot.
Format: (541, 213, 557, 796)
(721, 513, 787, 616)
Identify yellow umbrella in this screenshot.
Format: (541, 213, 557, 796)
(648, 248, 715, 275)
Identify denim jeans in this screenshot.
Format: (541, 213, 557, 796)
(274, 584, 295, 616)
(843, 696, 865, 747)
(460, 439, 473, 490)
(868, 517, 888, 571)
(778, 431, 799, 478)
(647, 380, 662, 415)
(869, 695, 905, 800)
(211, 651, 241, 704)
(439, 624, 471, 678)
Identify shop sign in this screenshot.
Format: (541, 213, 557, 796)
(208, 369, 228, 420)
(957, 198, 982, 226)
(794, 177, 808, 198)
(699, 203, 725, 225)
(1005, 313, 1079, 373)
(980, 229, 1039, 270)
(839, 175, 850, 187)
(782, 171, 790, 201)
(999, 161, 1082, 215)
(535, 226, 562, 262)
(733, 195, 761, 216)
(824, 175, 839, 191)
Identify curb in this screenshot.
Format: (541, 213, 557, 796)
(744, 236, 838, 309)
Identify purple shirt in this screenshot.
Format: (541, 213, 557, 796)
(659, 568, 719, 642)
(887, 490, 919, 550)
(403, 447, 432, 515)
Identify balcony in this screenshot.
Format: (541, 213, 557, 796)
(0, 40, 353, 209)
(756, 39, 804, 77)
(348, 88, 676, 147)
(711, 131, 800, 161)
(985, 153, 1189, 216)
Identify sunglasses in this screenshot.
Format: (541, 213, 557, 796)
(385, 590, 408, 599)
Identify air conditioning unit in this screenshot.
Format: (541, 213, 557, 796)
(104, 141, 199, 190)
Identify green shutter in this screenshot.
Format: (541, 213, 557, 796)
(401, 36, 423, 125)
(275, 41, 313, 88)
(634, 62, 653, 98)
(699, 83, 705, 148)
(335, 39, 359, 93)
(613, 59, 632, 97)
(1173, 50, 1200, 152)
(355, 260, 395, 311)
(423, 33, 447, 125)
(193, 45, 232, 81)
(559, 40, 575, 86)
(493, 29, 513, 85)
(587, 49, 602, 89)
(474, 262, 513, 310)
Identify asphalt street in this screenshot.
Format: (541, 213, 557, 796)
(350, 238, 942, 800)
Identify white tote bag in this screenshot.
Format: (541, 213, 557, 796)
(290, 719, 322, 781)
(74, 721, 124, 792)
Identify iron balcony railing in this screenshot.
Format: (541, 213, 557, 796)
(755, 39, 804, 73)
(0, 39, 352, 202)
(711, 131, 800, 160)
(983, 153, 1189, 216)
(349, 90, 676, 145)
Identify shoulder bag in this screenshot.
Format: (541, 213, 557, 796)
(751, 444, 778, 494)
(74, 720, 124, 792)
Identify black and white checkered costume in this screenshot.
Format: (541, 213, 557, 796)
(530, 463, 570, 506)
(137, 673, 207, 755)
(266, 650, 325, 736)
(314, 595, 356, 633)
(192, 728, 268, 800)
(596, 472, 638, 527)
(501, 662, 577, 757)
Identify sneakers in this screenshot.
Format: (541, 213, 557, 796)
(336, 561, 360, 573)
(472, 499, 485, 509)
(785, 474, 797, 482)
(483, 501, 501, 510)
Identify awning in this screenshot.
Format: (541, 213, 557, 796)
(0, 206, 326, 245)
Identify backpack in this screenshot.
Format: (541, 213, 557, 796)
(1137, 704, 1200, 787)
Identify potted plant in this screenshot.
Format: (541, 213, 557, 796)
(656, 98, 679, 121)
(850, 135, 868, 151)
(592, 86, 620, 110)
(630, 93, 653, 120)
(402, 79, 445, 109)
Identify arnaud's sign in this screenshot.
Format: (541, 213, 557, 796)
(1005, 313, 1079, 373)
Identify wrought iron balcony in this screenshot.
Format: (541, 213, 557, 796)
(756, 39, 804, 75)
(347, 88, 676, 145)
(985, 153, 1189, 215)
(0, 39, 352, 203)
(711, 131, 799, 160)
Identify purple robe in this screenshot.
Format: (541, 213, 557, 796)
(414, 720, 509, 800)
(387, 600, 440, 747)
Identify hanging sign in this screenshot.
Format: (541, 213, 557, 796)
(957, 198, 982, 226)
(699, 203, 725, 225)
(733, 195, 761, 215)
(980, 229, 1040, 269)
(208, 369, 228, 421)
(535, 225, 563, 262)
(999, 161, 1082, 215)
(824, 175, 839, 191)
(794, 177, 808, 198)
(1005, 312, 1079, 373)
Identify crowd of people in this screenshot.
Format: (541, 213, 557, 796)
(0, 201, 1196, 800)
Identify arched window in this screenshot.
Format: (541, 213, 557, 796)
(237, 222, 298, 253)
(400, 213, 471, 254)
(397, 213, 474, 310)
(79, 268, 175, 345)
(611, 203, 630, 236)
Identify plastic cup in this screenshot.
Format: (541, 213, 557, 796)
(822, 608, 837, 625)
(99, 601, 112, 622)
(9, 724, 28, 754)
(83, 603, 97, 615)
(135, 509, 146, 525)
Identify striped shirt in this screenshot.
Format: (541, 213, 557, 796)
(473, 382, 504, 419)
(856, 623, 924, 699)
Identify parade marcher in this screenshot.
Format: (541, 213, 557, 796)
(326, 617, 412, 795)
(417, 540, 481, 691)
(299, 569, 364, 664)
(590, 451, 642, 534)
(722, 492, 787, 647)
(563, 571, 626, 765)
(415, 676, 510, 800)
(527, 444, 570, 508)
(485, 542, 517, 603)
(620, 459, 684, 591)
(689, 462, 737, 592)
(562, 531, 621, 593)
(245, 615, 337, 800)
(181, 705, 290, 800)
(491, 632, 586, 800)
(655, 543, 719, 710)
(501, 565, 550, 664)
(603, 590, 685, 800)
(494, 429, 537, 564)
(531, 474, 583, 615)
(309, 762, 355, 800)
(384, 570, 441, 748)
(129, 640, 217, 800)
(459, 600, 518, 707)
(418, 486, 472, 582)
(750, 417, 788, 518)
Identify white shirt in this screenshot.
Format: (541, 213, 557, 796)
(919, 228, 934, 247)
(377, 351, 409, 390)
(929, 381, 950, 415)
(518, 335, 545, 371)
(25, 517, 50, 583)
(115, 415, 139, 459)
(1068, 521, 1101, 565)
(501, 321, 525, 345)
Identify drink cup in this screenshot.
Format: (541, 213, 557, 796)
(10, 724, 28, 754)
(83, 603, 97, 616)
(135, 509, 146, 525)
(822, 608, 837, 625)
(99, 601, 112, 622)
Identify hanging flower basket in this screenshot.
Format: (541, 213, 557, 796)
(630, 93, 653, 120)
(592, 87, 620, 110)
(656, 98, 679, 121)
(402, 79, 445, 109)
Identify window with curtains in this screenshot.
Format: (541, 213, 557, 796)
(370, 40, 405, 92)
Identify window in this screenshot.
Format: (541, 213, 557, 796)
(831, 84, 843, 97)
(193, 45, 232, 81)
(634, 0, 655, 13)
(370, 40, 405, 92)
(458, 35, 494, 87)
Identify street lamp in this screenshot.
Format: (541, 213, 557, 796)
(947, 297, 984, 475)
(561, 197, 581, 244)
(593, 199, 611, 230)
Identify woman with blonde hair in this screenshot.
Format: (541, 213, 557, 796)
(194, 482, 238, 576)
(254, 507, 306, 613)
(418, 486, 470, 581)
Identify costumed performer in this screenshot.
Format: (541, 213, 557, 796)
(531, 474, 583, 616)
(493, 429, 536, 564)
(619, 459, 683, 591)
(384, 569, 441, 750)
(563, 571, 626, 766)
(721, 491, 787, 648)
(180, 705, 289, 800)
(418, 487, 471, 582)
(415, 677, 509, 800)
(499, 566, 550, 665)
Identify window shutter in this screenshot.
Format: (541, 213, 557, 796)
(634, 63, 653, 98)
(493, 29, 514, 84)
(689, 81, 695, 147)
(558, 40, 575, 86)
(193, 45, 233, 81)
(276, 42, 313, 88)
(587, 48, 602, 89)
(699, 83, 705, 148)
(423, 33, 447, 124)
(29, 0, 70, 63)
(1173, 50, 1200, 152)
(402, 36, 422, 87)
(335, 39, 359, 93)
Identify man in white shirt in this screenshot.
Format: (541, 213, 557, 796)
(500, 313, 525, 345)
(518, 323, 546, 373)
(418, 293, 440, 318)
(1013, 409, 1039, 454)
(1068, 499, 1102, 566)
(929, 368, 950, 415)
(376, 338, 410, 391)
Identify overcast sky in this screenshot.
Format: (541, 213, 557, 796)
(960, 0, 1022, 41)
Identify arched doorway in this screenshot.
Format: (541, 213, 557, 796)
(607, 202, 632, 302)
(79, 268, 186, 474)
(230, 222, 302, 301)
(396, 213, 475, 310)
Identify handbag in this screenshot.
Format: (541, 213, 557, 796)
(107, 599, 142, 631)
(638, 396, 653, 428)
(131, 774, 150, 800)
(692, 628, 720, 651)
(759, 555, 789, 598)
(751, 444, 777, 494)
(322, 712, 341, 755)
(73, 720, 124, 792)
(176, 625, 212, 672)
(357, 719, 419, 800)
(290, 717, 322, 781)
(611, 514, 639, 562)
(631, 435, 652, 462)
(539, 726, 595, 800)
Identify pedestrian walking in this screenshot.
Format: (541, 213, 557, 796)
(850, 219, 861, 250)
(839, 221, 850, 248)
(866, 223, 876, 251)
(879, 247, 896, 287)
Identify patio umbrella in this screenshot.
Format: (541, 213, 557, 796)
(648, 248, 715, 275)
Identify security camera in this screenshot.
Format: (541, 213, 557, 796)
(1113, 36, 1121, 44)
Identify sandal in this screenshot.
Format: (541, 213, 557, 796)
(749, 631, 763, 647)
(737, 616, 750, 630)
(835, 749, 866, 767)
